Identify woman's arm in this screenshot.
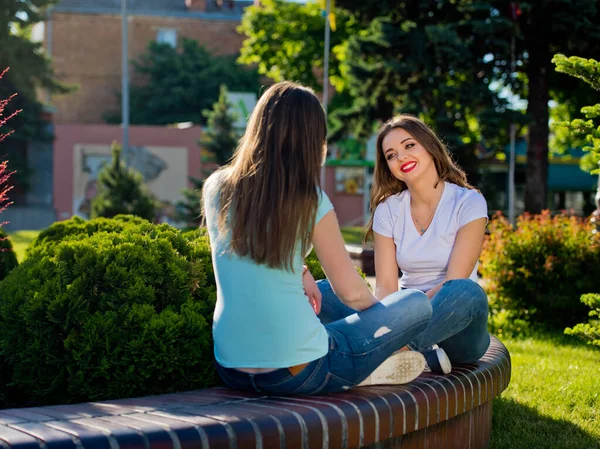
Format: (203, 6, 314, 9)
(312, 210, 378, 311)
(373, 232, 400, 300)
(425, 217, 487, 299)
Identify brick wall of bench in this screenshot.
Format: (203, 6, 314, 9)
(0, 336, 511, 449)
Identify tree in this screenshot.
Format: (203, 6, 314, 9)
(240, 0, 516, 181)
(201, 85, 240, 166)
(0, 0, 72, 189)
(239, 1, 600, 211)
(490, 1, 600, 213)
(176, 86, 240, 227)
(91, 143, 157, 221)
(552, 54, 600, 218)
(106, 39, 260, 126)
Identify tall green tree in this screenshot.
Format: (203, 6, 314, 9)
(176, 86, 240, 227)
(0, 0, 71, 188)
(552, 54, 600, 213)
(240, 1, 600, 211)
(485, 1, 600, 213)
(106, 39, 260, 126)
(200, 85, 240, 166)
(240, 0, 516, 181)
(91, 143, 157, 221)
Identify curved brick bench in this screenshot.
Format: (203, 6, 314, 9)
(0, 336, 510, 449)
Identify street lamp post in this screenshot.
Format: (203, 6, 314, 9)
(121, 0, 130, 152)
(320, 0, 331, 187)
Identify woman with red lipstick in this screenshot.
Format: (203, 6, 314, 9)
(365, 115, 490, 375)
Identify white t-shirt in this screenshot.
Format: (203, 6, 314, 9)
(373, 182, 488, 292)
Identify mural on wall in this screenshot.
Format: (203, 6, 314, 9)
(335, 167, 365, 195)
(73, 144, 188, 223)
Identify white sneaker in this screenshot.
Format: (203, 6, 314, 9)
(422, 347, 452, 374)
(358, 351, 426, 386)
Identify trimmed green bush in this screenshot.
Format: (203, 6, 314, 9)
(0, 228, 18, 280)
(91, 143, 157, 221)
(26, 215, 148, 260)
(565, 293, 600, 348)
(480, 211, 600, 329)
(0, 223, 216, 407)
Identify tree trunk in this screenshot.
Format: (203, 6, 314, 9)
(524, 18, 550, 214)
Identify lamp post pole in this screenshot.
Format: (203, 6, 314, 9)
(320, 0, 331, 186)
(121, 0, 130, 152)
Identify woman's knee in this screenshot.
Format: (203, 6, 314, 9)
(444, 279, 488, 309)
(387, 289, 433, 325)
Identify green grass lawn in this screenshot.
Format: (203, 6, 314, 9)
(491, 332, 600, 449)
(8, 230, 39, 262)
(341, 226, 364, 245)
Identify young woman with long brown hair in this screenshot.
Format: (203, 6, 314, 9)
(202, 83, 433, 395)
(366, 115, 491, 375)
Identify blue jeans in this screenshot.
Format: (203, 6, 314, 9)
(216, 280, 432, 395)
(409, 279, 491, 363)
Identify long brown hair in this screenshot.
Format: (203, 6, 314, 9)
(365, 115, 474, 241)
(214, 81, 327, 270)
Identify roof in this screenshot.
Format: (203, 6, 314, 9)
(52, 0, 252, 20)
(55, 0, 188, 13)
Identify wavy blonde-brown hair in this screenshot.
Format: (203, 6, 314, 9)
(212, 81, 327, 270)
(365, 115, 474, 242)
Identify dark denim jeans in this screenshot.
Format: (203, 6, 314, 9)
(409, 278, 491, 363)
(216, 280, 432, 395)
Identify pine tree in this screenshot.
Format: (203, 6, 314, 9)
(175, 176, 204, 228)
(176, 86, 241, 227)
(553, 54, 600, 221)
(200, 85, 240, 166)
(91, 143, 157, 221)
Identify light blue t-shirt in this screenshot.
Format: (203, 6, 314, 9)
(203, 171, 334, 368)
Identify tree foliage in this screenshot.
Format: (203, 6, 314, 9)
(201, 85, 240, 166)
(0, 0, 72, 188)
(552, 54, 600, 176)
(106, 39, 260, 126)
(177, 86, 240, 227)
(238, 0, 600, 210)
(91, 143, 157, 221)
(239, 0, 518, 181)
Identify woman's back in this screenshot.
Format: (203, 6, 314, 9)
(203, 171, 332, 369)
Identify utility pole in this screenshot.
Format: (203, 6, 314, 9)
(320, 0, 331, 186)
(121, 0, 130, 152)
(508, 34, 516, 226)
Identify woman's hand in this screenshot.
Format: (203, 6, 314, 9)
(302, 268, 322, 315)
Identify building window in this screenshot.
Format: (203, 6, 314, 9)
(157, 28, 177, 48)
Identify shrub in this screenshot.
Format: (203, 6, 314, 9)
(480, 211, 600, 329)
(26, 215, 148, 260)
(0, 223, 217, 406)
(91, 143, 157, 221)
(0, 228, 18, 280)
(565, 293, 600, 348)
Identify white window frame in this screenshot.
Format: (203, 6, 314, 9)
(156, 28, 178, 48)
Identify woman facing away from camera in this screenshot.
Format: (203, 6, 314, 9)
(202, 82, 434, 395)
(366, 115, 491, 375)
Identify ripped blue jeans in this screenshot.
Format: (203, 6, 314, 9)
(408, 278, 491, 363)
(216, 280, 432, 395)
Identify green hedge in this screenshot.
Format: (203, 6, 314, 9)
(0, 222, 216, 407)
(0, 229, 18, 280)
(480, 211, 600, 330)
(26, 215, 149, 260)
(0, 219, 365, 408)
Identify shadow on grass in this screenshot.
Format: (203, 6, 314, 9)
(491, 397, 600, 449)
